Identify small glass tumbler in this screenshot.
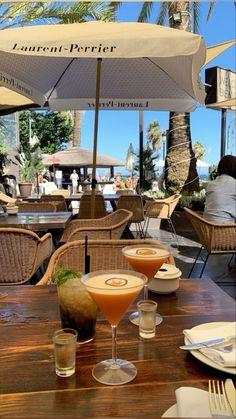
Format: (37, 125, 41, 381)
(137, 300, 157, 339)
(53, 328, 78, 377)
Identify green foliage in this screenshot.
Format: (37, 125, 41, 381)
(178, 190, 206, 211)
(193, 140, 205, 160)
(209, 164, 218, 180)
(19, 110, 73, 154)
(0, 144, 11, 179)
(0, 3, 118, 28)
(146, 121, 162, 151)
(14, 142, 44, 183)
(142, 189, 167, 199)
(52, 267, 83, 286)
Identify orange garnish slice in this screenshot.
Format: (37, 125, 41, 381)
(136, 248, 157, 256)
(105, 277, 128, 287)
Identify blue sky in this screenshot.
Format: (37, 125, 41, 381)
(80, 2, 236, 173)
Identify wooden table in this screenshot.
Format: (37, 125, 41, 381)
(0, 279, 235, 418)
(0, 211, 72, 231)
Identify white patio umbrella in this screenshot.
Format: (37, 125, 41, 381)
(196, 159, 211, 168)
(126, 143, 135, 173)
(0, 21, 206, 215)
(155, 159, 165, 168)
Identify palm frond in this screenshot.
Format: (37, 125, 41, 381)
(191, 2, 201, 34)
(138, 2, 154, 23)
(156, 2, 168, 26)
(206, 1, 215, 22)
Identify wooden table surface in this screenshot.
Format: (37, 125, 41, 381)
(0, 211, 72, 231)
(0, 279, 235, 418)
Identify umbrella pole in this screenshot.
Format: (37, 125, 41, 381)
(139, 110, 144, 193)
(91, 58, 102, 218)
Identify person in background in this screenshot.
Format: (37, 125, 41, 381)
(203, 155, 236, 224)
(70, 169, 79, 195)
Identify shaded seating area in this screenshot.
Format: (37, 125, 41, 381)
(37, 238, 174, 285)
(143, 193, 182, 244)
(184, 207, 236, 278)
(60, 209, 133, 242)
(0, 227, 52, 285)
(116, 195, 145, 238)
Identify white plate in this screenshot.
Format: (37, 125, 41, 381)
(184, 321, 236, 375)
(162, 404, 177, 417)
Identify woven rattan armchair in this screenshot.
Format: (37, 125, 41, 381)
(184, 207, 236, 278)
(18, 202, 56, 212)
(40, 194, 68, 212)
(37, 238, 174, 285)
(143, 194, 181, 243)
(116, 195, 145, 238)
(77, 193, 107, 219)
(0, 227, 53, 285)
(60, 209, 133, 242)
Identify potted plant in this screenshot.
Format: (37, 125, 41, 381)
(14, 143, 44, 196)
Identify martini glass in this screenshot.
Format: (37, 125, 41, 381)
(81, 269, 147, 386)
(122, 244, 170, 326)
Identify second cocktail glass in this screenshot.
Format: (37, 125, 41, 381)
(122, 244, 170, 325)
(81, 269, 147, 386)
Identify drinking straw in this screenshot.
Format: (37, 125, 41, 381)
(85, 235, 90, 274)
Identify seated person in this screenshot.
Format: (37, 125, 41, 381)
(203, 155, 236, 224)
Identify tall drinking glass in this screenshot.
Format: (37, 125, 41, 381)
(81, 269, 147, 386)
(122, 244, 170, 325)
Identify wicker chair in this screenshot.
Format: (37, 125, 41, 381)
(60, 209, 133, 242)
(116, 195, 145, 238)
(37, 238, 175, 285)
(18, 202, 56, 212)
(77, 193, 107, 219)
(40, 194, 68, 212)
(0, 227, 53, 285)
(143, 194, 182, 243)
(184, 207, 236, 278)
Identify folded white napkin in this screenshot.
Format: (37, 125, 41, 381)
(183, 322, 236, 367)
(176, 387, 211, 417)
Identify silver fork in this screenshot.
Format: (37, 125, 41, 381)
(208, 380, 234, 417)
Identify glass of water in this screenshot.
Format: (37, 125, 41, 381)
(137, 300, 157, 339)
(53, 328, 78, 377)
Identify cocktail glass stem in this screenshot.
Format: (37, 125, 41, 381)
(111, 325, 117, 367)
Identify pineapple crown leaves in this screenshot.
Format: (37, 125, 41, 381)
(52, 267, 83, 286)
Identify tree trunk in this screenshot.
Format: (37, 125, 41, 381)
(164, 2, 199, 194)
(72, 111, 82, 147)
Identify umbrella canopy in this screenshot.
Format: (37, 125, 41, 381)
(0, 21, 206, 112)
(196, 159, 211, 168)
(125, 143, 135, 173)
(0, 86, 39, 116)
(43, 147, 124, 168)
(0, 21, 206, 215)
(2, 39, 235, 117)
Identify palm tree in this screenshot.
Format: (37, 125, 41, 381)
(0, 2, 119, 147)
(137, 2, 235, 193)
(146, 121, 162, 152)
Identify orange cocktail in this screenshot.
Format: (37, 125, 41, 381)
(81, 270, 147, 386)
(122, 245, 170, 281)
(122, 245, 170, 326)
(83, 272, 146, 324)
